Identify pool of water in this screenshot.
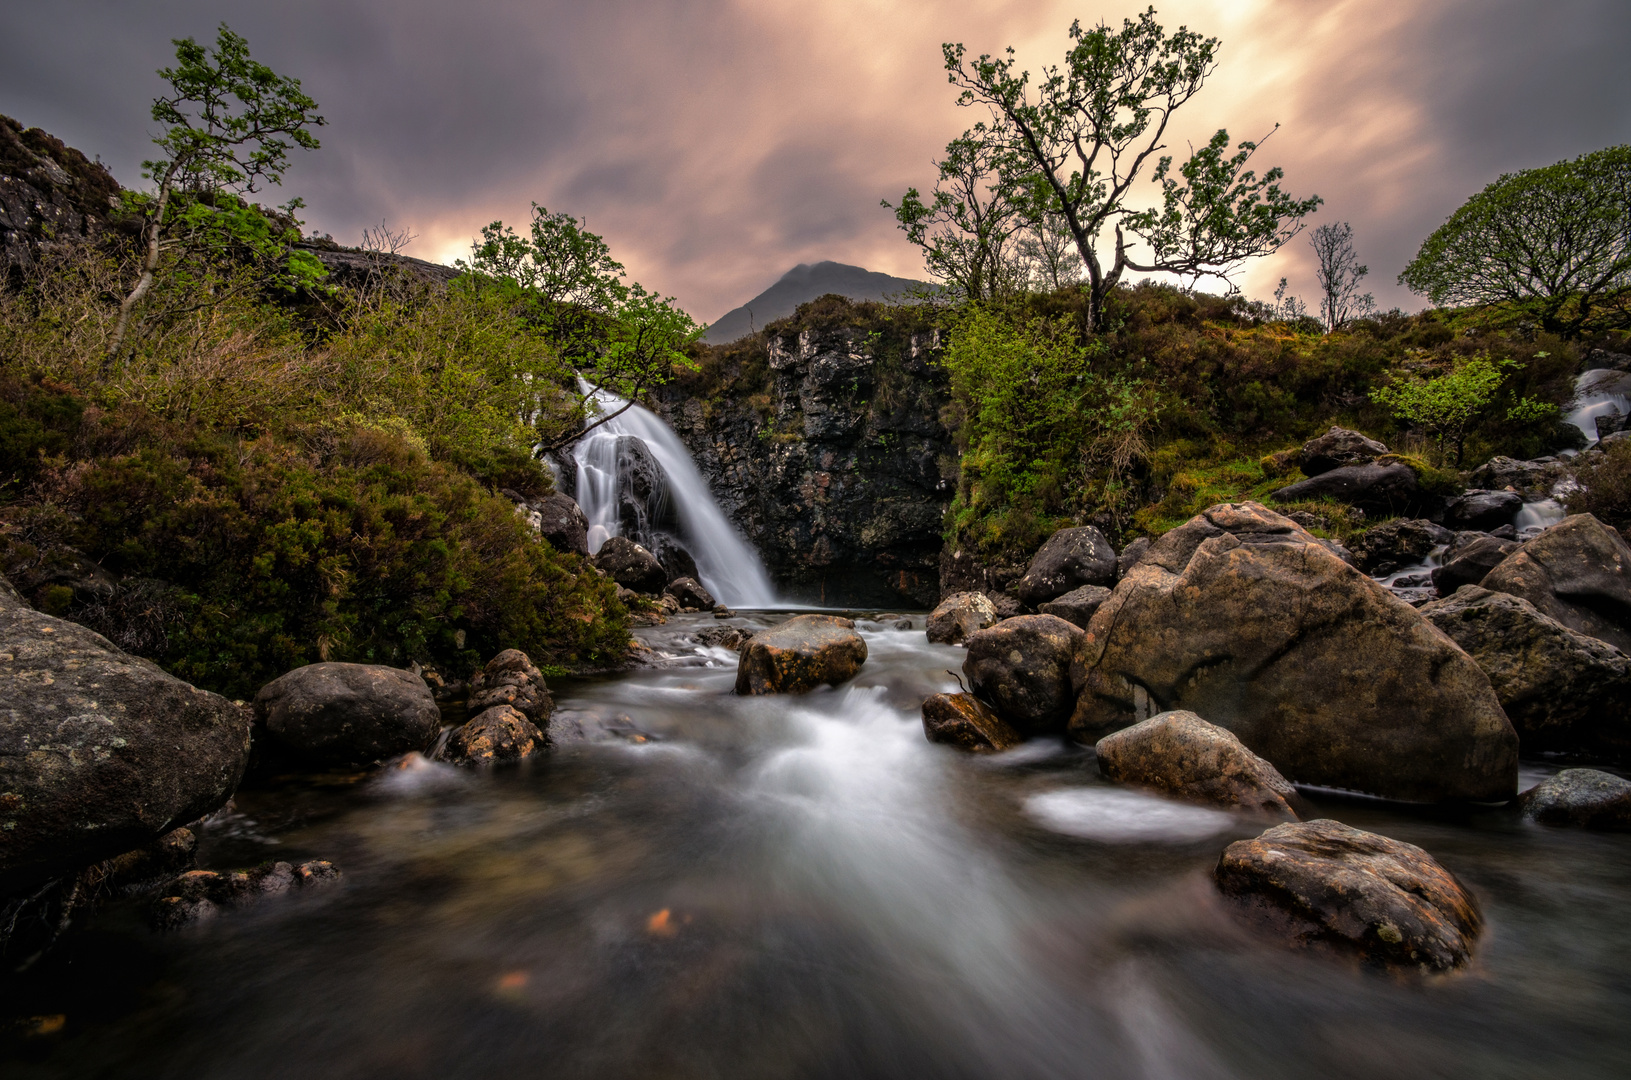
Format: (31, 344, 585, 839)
(6, 613, 1631, 1079)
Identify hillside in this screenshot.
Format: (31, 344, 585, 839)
(704, 261, 928, 344)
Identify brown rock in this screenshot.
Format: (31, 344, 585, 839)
(467, 649, 554, 726)
(1480, 514, 1631, 652)
(921, 692, 1023, 752)
(443, 705, 545, 765)
(1038, 584, 1112, 629)
(925, 591, 998, 644)
(735, 615, 867, 695)
(1094, 710, 1303, 818)
(254, 662, 441, 767)
(963, 615, 1083, 733)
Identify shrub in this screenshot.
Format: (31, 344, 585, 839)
(1569, 439, 1631, 538)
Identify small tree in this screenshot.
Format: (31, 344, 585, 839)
(110, 25, 325, 356)
(1369, 353, 1554, 465)
(1308, 221, 1374, 330)
(1015, 210, 1086, 292)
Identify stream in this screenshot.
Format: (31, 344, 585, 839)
(6, 612, 1631, 1079)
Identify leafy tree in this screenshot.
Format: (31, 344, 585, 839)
(904, 7, 1320, 330)
(1369, 353, 1554, 465)
(463, 204, 627, 313)
(1400, 145, 1631, 337)
(110, 24, 326, 356)
(1309, 221, 1374, 330)
(1015, 210, 1086, 292)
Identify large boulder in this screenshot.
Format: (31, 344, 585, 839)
(0, 585, 251, 894)
(1013, 526, 1117, 606)
(592, 535, 668, 595)
(925, 592, 998, 645)
(532, 493, 589, 556)
(613, 435, 677, 537)
(1271, 462, 1431, 517)
(963, 615, 1083, 733)
(1431, 533, 1519, 594)
(921, 693, 1023, 752)
(664, 576, 716, 611)
(1421, 586, 1631, 755)
(254, 663, 441, 767)
(1518, 769, 1631, 831)
(1214, 819, 1483, 972)
(1038, 584, 1112, 629)
(467, 649, 554, 726)
(1297, 426, 1389, 476)
(735, 615, 867, 695)
(1480, 514, 1631, 652)
(649, 533, 700, 586)
(1070, 502, 1518, 802)
(1443, 489, 1522, 531)
(442, 705, 546, 766)
(1348, 518, 1453, 576)
(1094, 710, 1303, 819)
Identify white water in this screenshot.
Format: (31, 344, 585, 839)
(1565, 368, 1631, 444)
(572, 386, 778, 607)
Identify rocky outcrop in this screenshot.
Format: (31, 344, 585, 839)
(735, 615, 867, 694)
(1013, 526, 1117, 606)
(253, 662, 440, 767)
(1420, 586, 1631, 755)
(1094, 711, 1303, 819)
(1348, 519, 1454, 576)
(1271, 461, 1434, 517)
(1480, 514, 1631, 652)
(467, 649, 554, 727)
(1038, 584, 1113, 629)
(1432, 533, 1518, 594)
(921, 692, 1022, 752)
(1, 114, 123, 273)
(591, 536, 668, 594)
(925, 592, 998, 645)
(963, 615, 1083, 733)
(0, 583, 252, 894)
(442, 705, 546, 766)
(1298, 426, 1388, 475)
(527, 492, 589, 556)
(1070, 502, 1518, 803)
(1214, 819, 1483, 972)
(664, 577, 715, 611)
(1518, 770, 1631, 831)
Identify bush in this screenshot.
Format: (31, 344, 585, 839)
(1569, 439, 1631, 538)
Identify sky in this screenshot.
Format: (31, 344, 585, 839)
(2, 0, 1628, 324)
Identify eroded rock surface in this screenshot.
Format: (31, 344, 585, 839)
(1480, 514, 1631, 652)
(254, 662, 440, 767)
(1094, 710, 1303, 818)
(735, 615, 867, 695)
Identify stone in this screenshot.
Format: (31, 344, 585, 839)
(1348, 518, 1454, 576)
(649, 533, 700, 585)
(150, 859, 341, 929)
(920, 692, 1023, 752)
(735, 615, 867, 695)
(1094, 710, 1304, 819)
(963, 615, 1084, 733)
(1013, 527, 1118, 606)
(592, 535, 669, 594)
(1116, 536, 1151, 581)
(1070, 502, 1518, 803)
(0, 541, 118, 612)
(664, 576, 716, 611)
(612, 435, 678, 538)
(1421, 586, 1631, 755)
(532, 493, 589, 556)
(1518, 770, 1631, 831)
(694, 625, 754, 652)
(1297, 426, 1389, 476)
(925, 592, 999, 645)
(442, 705, 546, 765)
(1214, 819, 1483, 972)
(1037, 584, 1113, 629)
(1480, 514, 1631, 652)
(0, 583, 252, 895)
(1444, 489, 1523, 531)
(1431, 534, 1519, 594)
(1317, 538, 1359, 569)
(467, 649, 554, 725)
(254, 662, 441, 767)
(1271, 462, 1432, 517)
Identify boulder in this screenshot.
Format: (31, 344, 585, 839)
(1443, 489, 1522, 531)
(592, 535, 669, 595)
(1214, 819, 1483, 972)
(649, 533, 700, 585)
(1037, 584, 1113, 629)
(963, 615, 1083, 733)
(735, 615, 867, 695)
(0, 541, 118, 612)
(1421, 586, 1631, 755)
(254, 663, 441, 767)
(1070, 502, 1518, 803)
(1348, 518, 1453, 576)
(613, 435, 677, 537)
(442, 705, 546, 766)
(1317, 538, 1359, 570)
(1116, 537, 1151, 581)
(664, 576, 716, 611)
(1271, 462, 1431, 517)
(0, 587, 251, 894)
(1297, 426, 1389, 476)
(1431, 534, 1519, 594)
(921, 693, 1023, 752)
(1518, 769, 1631, 831)
(1013, 526, 1118, 606)
(694, 625, 755, 652)
(467, 649, 554, 726)
(532, 493, 589, 556)
(925, 592, 999, 645)
(1480, 514, 1631, 652)
(1469, 456, 1560, 495)
(1094, 710, 1303, 819)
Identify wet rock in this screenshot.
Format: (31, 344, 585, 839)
(1271, 462, 1431, 517)
(1094, 710, 1303, 819)
(648, 533, 699, 586)
(1297, 426, 1389, 476)
(531, 492, 589, 556)
(1431, 534, 1519, 594)
(664, 577, 716, 611)
(1480, 514, 1631, 652)
(694, 625, 754, 651)
(925, 591, 998, 645)
(254, 662, 441, 767)
(0, 582, 251, 894)
(1014, 526, 1118, 606)
(963, 615, 1083, 733)
(921, 692, 1023, 752)
(1518, 769, 1631, 831)
(1038, 584, 1113, 629)
(150, 859, 341, 929)
(892, 619, 912, 630)
(1444, 489, 1522, 531)
(735, 615, 867, 695)
(99, 828, 199, 893)
(1346, 518, 1454, 576)
(1422, 586, 1631, 755)
(1116, 537, 1151, 581)
(613, 435, 678, 538)
(468, 649, 554, 725)
(442, 705, 546, 765)
(1214, 819, 1482, 972)
(1070, 502, 1518, 803)
(592, 536, 668, 595)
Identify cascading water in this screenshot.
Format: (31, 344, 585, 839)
(1564, 367, 1631, 445)
(572, 385, 778, 607)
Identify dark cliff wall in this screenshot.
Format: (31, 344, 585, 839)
(654, 300, 955, 607)
(1, 114, 125, 273)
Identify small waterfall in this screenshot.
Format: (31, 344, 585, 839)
(572, 386, 778, 608)
(1565, 368, 1631, 444)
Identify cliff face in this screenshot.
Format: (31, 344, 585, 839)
(654, 315, 955, 607)
(1, 114, 125, 273)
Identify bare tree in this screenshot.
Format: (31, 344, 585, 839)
(357, 220, 418, 306)
(1309, 221, 1375, 330)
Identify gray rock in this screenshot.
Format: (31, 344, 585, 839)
(1298, 426, 1389, 476)
(925, 592, 998, 645)
(963, 615, 1083, 733)
(592, 536, 668, 594)
(1431, 534, 1519, 594)
(1116, 536, 1151, 581)
(1095, 710, 1303, 818)
(1444, 489, 1522, 531)
(1271, 462, 1432, 517)
(531, 493, 589, 556)
(1480, 513, 1631, 652)
(1014, 526, 1118, 606)
(1348, 518, 1454, 576)
(664, 576, 716, 611)
(1518, 769, 1631, 830)
(254, 663, 441, 767)
(1038, 584, 1113, 628)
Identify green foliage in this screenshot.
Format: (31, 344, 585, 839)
(1368, 353, 1554, 465)
(462, 204, 626, 313)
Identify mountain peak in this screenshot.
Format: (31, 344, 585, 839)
(705, 261, 926, 344)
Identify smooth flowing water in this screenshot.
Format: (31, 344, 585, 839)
(1564, 368, 1631, 445)
(7, 614, 1631, 1079)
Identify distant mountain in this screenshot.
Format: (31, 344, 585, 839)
(704, 261, 929, 344)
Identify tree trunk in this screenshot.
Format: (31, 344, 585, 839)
(107, 181, 172, 361)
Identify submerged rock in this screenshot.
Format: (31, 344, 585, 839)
(1480, 514, 1631, 652)
(1298, 426, 1389, 476)
(1038, 584, 1113, 629)
(592, 536, 668, 595)
(925, 591, 998, 645)
(735, 615, 867, 695)
(963, 615, 1083, 733)
(1013, 527, 1118, 606)
(1518, 770, 1631, 831)
(1214, 819, 1482, 972)
(150, 859, 341, 930)
(921, 692, 1023, 752)
(443, 705, 546, 766)
(254, 662, 441, 767)
(1094, 710, 1303, 819)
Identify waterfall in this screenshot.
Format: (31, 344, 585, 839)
(1565, 368, 1631, 444)
(572, 386, 778, 608)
